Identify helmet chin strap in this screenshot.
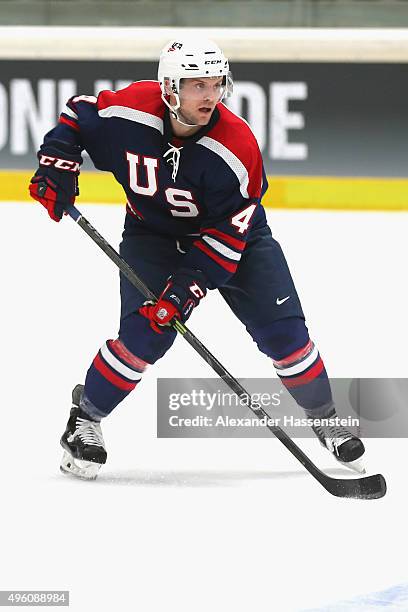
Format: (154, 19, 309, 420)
(161, 93, 201, 128)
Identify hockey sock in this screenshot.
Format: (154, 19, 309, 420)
(251, 317, 333, 414)
(272, 339, 333, 414)
(82, 311, 177, 418)
(82, 338, 149, 419)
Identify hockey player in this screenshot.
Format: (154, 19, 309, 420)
(29, 38, 364, 479)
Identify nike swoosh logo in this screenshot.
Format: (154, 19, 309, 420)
(276, 296, 290, 305)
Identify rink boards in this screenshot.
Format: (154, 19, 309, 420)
(1, 30, 408, 211)
(2, 170, 408, 211)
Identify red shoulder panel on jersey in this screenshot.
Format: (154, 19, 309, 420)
(97, 81, 165, 120)
(206, 104, 263, 200)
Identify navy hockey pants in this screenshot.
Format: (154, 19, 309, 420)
(119, 224, 305, 358)
(82, 224, 332, 417)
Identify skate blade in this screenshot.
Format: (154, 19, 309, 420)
(336, 456, 366, 475)
(60, 450, 102, 480)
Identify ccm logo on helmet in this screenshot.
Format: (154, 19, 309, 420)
(39, 155, 80, 172)
(205, 60, 222, 64)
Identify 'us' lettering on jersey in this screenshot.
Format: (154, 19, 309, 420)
(45, 80, 269, 287)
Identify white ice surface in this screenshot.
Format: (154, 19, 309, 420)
(1, 202, 408, 612)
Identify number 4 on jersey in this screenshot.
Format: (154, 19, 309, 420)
(230, 204, 256, 234)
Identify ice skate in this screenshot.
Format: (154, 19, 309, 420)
(60, 385, 107, 480)
(311, 413, 365, 474)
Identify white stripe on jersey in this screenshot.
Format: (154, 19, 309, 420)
(100, 342, 142, 381)
(202, 235, 242, 261)
(197, 136, 249, 199)
(98, 105, 164, 134)
(275, 346, 319, 377)
(63, 105, 78, 120)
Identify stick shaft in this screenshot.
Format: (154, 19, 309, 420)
(65, 204, 386, 499)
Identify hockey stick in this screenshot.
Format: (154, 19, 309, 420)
(65, 204, 386, 500)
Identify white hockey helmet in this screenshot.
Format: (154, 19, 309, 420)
(158, 38, 233, 124)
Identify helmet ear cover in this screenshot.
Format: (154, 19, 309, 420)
(163, 77, 175, 96)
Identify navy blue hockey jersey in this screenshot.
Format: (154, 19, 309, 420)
(43, 80, 269, 288)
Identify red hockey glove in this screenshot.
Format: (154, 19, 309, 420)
(29, 147, 82, 222)
(139, 268, 207, 333)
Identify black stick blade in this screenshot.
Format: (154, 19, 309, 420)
(323, 473, 387, 500)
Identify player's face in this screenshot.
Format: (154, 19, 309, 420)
(177, 77, 225, 126)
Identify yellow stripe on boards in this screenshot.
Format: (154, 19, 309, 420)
(1, 170, 408, 211)
(264, 176, 408, 211)
(0, 170, 124, 204)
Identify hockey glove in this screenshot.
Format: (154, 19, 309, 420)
(139, 268, 207, 333)
(29, 146, 82, 222)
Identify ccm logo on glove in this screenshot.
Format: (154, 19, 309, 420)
(189, 282, 205, 299)
(29, 145, 82, 222)
(39, 155, 81, 172)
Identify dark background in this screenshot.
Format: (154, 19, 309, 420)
(1, 59, 407, 177)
